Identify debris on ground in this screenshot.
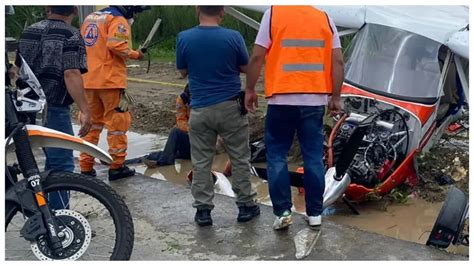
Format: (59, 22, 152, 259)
(435, 174, 455, 186)
(415, 144, 469, 202)
(294, 228, 321, 260)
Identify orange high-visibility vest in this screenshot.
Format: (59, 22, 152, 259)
(265, 6, 333, 97)
(81, 7, 140, 89)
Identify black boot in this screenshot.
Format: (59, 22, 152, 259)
(108, 166, 135, 181)
(237, 205, 260, 223)
(81, 169, 97, 177)
(194, 209, 212, 226)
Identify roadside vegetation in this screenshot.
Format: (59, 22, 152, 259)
(6, 6, 262, 61)
(7, 6, 353, 61)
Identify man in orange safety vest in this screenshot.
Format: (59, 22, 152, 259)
(245, 6, 344, 229)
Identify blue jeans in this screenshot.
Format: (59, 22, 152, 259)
(146, 127, 190, 165)
(44, 105, 74, 209)
(265, 105, 325, 217)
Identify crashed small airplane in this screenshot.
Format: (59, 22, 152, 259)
(233, 5, 468, 205)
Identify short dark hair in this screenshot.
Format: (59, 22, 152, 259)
(49, 6, 75, 16)
(198, 6, 224, 16)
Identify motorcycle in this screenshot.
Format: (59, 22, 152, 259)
(5, 54, 134, 260)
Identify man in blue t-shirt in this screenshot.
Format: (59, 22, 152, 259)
(176, 6, 259, 227)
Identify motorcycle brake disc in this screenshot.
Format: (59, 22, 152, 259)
(31, 209, 92, 260)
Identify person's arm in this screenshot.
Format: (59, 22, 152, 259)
(245, 45, 267, 113)
(328, 48, 344, 115)
(235, 32, 249, 73)
(244, 9, 271, 113)
(327, 50, 344, 115)
(63, 30, 91, 137)
(327, 15, 344, 115)
(179, 69, 188, 78)
(175, 96, 189, 132)
(64, 69, 91, 137)
(176, 33, 188, 78)
(331, 48, 344, 98)
(106, 17, 144, 60)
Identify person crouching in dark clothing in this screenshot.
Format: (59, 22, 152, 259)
(143, 85, 191, 167)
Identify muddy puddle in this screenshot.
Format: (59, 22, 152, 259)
(71, 124, 168, 159)
(327, 198, 468, 256)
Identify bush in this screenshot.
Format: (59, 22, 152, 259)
(131, 6, 262, 53)
(6, 6, 45, 38)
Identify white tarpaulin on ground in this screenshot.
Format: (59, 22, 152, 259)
(239, 5, 469, 58)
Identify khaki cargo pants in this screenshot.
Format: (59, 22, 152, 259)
(189, 100, 257, 210)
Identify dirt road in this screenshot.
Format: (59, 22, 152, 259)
(126, 61, 267, 140)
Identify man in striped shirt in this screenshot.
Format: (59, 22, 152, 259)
(18, 5, 92, 209)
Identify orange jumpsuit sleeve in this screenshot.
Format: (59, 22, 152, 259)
(176, 95, 190, 133)
(106, 16, 140, 60)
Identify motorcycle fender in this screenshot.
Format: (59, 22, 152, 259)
(7, 125, 113, 164)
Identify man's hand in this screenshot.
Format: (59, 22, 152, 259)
(7, 65, 18, 82)
(330, 48, 344, 117)
(64, 69, 92, 137)
(178, 69, 188, 79)
(245, 89, 258, 113)
(78, 109, 92, 137)
(245, 45, 266, 113)
(136, 49, 145, 60)
(328, 96, 342, 117)
(118, 90, 135, 112)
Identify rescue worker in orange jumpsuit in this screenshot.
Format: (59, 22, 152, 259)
(80, 6, 149, 181)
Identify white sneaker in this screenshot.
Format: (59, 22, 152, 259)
(273, 210, 293, 230)
(307, 215, 322, 227)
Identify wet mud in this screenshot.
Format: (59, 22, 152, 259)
(125, 61, 267, 139)
(415, 144, 469, 203)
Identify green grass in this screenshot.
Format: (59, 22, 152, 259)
(130, 6, 263, 62)
(131, 6, 262, 52)
(146, 46, 175, 62)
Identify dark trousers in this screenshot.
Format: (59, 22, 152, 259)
(44, 105, 74, 210)
(147, 127, 190, 165)
(265, 105, 325, 217)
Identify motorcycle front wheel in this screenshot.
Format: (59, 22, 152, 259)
(5, 171, 134, 260)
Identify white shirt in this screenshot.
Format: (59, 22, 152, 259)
(255, 8, 341, 106)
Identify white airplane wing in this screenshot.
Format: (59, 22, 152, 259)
(237, 5, 469, 59)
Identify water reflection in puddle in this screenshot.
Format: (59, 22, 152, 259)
(72, 124, 167, 159)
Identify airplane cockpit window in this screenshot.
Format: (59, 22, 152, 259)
(344, 23, 442, 104)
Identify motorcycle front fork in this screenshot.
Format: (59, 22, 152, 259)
(12, 126, 65, 256)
